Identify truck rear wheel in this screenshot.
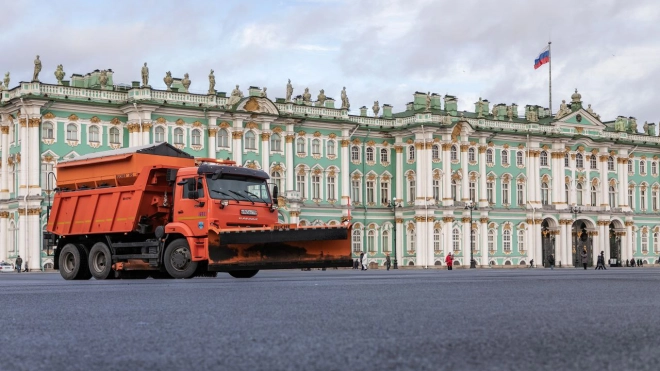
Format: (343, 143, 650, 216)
(59, 243, 88, 280)
(228, 270, 259, 279)
(164, 239, 198, 279)
(89, 242, 114, 280)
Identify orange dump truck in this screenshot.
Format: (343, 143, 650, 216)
(47, 143, 352, 280)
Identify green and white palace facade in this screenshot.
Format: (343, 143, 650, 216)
(1, 70, 660, 270)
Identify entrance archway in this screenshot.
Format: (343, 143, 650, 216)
(609, 220, 624, 267)
(541, 219, 557, 268)
(572, 219, 593, 267)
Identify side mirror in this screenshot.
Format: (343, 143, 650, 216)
(272, 185, 279, 201)
(186, 179, 196, 192)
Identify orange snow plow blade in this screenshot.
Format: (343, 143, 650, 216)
(207, 224, 353, 271)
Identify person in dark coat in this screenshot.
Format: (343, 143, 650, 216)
(15, 255, 22, 273)
(547, 255, 555, 270)
(580, 249, 588, 270)
(639, 259, 644, 267)
(596, 251, 606, 270)
(385, 254, 391, 271)
(630, 258, 636, 267)
(359, 252, 365, 271)
(353, 259, 359, 269)
(626, 259, 629, 267)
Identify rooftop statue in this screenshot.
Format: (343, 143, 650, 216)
(316, 89, 326, 106)
(373, 101, 380, 117)
(3, 72, 9, 90)
(628, 117, 637, 133)
(285, 79, 293, 102)
(507, 105, 513, 122)
(614, 117, 626, 132)
(141, 62, 149, 87)
(476, 97, 484, 118)
(33, 55, 42, 82)
(260, 87, 267, 98)
(163, 71, 173, 91)
(340, 87, 350, 110)
(208, 70, 215, 94)
(643, 121, 649, 135)
(226, 84, 244, 106)
(302, 87, 311, 103)
(54, 64, 65, 85)
(492, 104, 499, 120)
(182, 73, 191, 93)
(425, 92, 432, 112)
(555, 99, 571, 119)
(99, 70, 108, 88)
(442, 113, 452, 125)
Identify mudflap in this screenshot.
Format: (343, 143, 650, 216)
(207, 225, 353, 271)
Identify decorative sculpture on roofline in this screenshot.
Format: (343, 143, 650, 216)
(286, 79, 293, 102)
(208, 70, 215, 95)
(260, 87, 268, 98)
(302, 88, 311, 104)
(628, 117, 637, 133)
(614, 116, 626, 132)
(555, 99, 571, 119)
(425, 92, 431, 112)
(373, 101, 380, 117)
(99, 70, 108, 89)
(181, 73, 191, 93)
(141, 62, 149, 87)
(163, 71, 173, 91)
(33, 55, 42, 82)
(226, 85, 244, 106)
(476, 97, 484, 118)
(341, 87, 350, 110)
(4, 72, 9, 90)
(316, 89, 326, 107)
(54, 64, 65, 85)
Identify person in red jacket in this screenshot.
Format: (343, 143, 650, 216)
(445, 252, 453, 270)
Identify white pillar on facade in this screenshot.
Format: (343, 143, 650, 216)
(442, 141, 452, 206)
(207, 116, 218, 158)
(0, 214, 7, 261)
(394, 142, 403, 204)
(478, 143, 488, 208)
(559, 219, 568, 267)
(1, 124, 9, 199)
(231, 119, 244, 166)
(286, 124, 295, 192)
(18, 120, 28, 197)
(600, 150, 609, 210)
(462, 212, 470, 267)
(480, 215, 488, 266)
(461, 143, 469, 202)
(395, 216, 403, 267)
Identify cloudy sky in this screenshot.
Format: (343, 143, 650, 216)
(2, 0, 659, 125)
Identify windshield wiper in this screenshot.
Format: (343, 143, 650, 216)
(244, 190, 268, 204)
(211, 189, 239, 202)
(228, 189, 252, 204)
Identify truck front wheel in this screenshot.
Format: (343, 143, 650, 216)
(89, 242, 114, 280)
(164, 239, 198, 279)
(59, 243, 87, 280)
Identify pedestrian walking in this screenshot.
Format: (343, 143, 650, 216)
(639, 259, 643, 267)
(385, 254, 391, 271)
(581, 249, 588, 270)
(15, 255, 22, 273)
(630, 258, 636, 267)
(547, 254, 555, 270)
(359, 252, 365, 270)
(626, 259, 629, 267)
(596, 251, 606, 270)
(353, 259, 359, 269)
(445, 253, 453, 271)
(23, 261, 28, 272)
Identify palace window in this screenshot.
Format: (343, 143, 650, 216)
(608, 156, 615, 171)
(541, 182, 549, 205)
(327, 140, 336, 156)
(590, 156, 597, 170)
(270, 133, 282, 152)
(408, 227, 417, 252)
(89, 125, 100, 143)
(452, 228, 461, 252)
(469, 181, 476, 202)
(641, 188, 647, 210)
(487, 180, 494, 204)
(591, 185, 597, 207)
(488, 229, 495, 252)
(653, 162, 658, 175)
(297, 173, 306, 198)
(409, 178, 417, 203)
(518, 230, 525, 252)
(486, 149, 494, 164)
(327, 175, 336, 200)
(451, 179, 457, 202)
(502, 181, 509, 205)
(629, 187, 634, 208)
(576, 153, 584, 168)
(434, 229, 441, 251)
(351, 146, 360, 161)
(367, 230, 376, 252)
(577, 183, 584, 205)
(655, 233, 660, 253)
(311, 174, 321, 199)
(503, 230, 511, 252)
(564, 153, 569, 167)
(433, 179, 441, 202)
(173, 128, 184, 144)
(366, 147, 374, 162)
(352, 229, 362, 252)
(609, 185, 616, 208)
(191, 129, 202, 146)
(517, 183, 525, 206)
(109, 127, 120, 144)
(468, 147, 476, 162)
(66, 124, 78, 141)
(297, 138, 306, 154)
(366, 180, 375, 204)
(501, 150, 509, 165)
(653, 188, 658, 211)
(312, 139, 321, 155)
(382, 230, 390, 252)
(642, 231, 649, 253)
(42, 122, 54, 139)
(628, 160, 633, 173)
(155, 126, 165, 143)
(540, 151, 548, 166)
(380, 181, 389, 205)
(641, 160, 646, 174)
(351, 179, 361, 203)
(432, 145, 440, 161)
(41, 162, 54, 191)
(517, 151, 524, 166)
(380, 148, 388, 163)
(217, 129, 229, 148)
(408, 146, 415, 161)
(450, 145, 458, 161)
(565, 183, 569, 204)
(271, 171, 283, 194)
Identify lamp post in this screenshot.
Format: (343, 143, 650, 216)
(465, 200, 477, 268)
(570, 205, 581, 268)
(389, 198, 400, 269)
(44, 171, 57, 257)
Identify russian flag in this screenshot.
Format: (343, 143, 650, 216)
(534, 48, 550, 69)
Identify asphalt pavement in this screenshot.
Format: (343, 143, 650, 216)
(1, 268, 660, 371)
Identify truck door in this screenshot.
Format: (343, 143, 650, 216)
(174, 177, 208, 236)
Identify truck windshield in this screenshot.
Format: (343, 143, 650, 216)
(206, 175, 272, 204)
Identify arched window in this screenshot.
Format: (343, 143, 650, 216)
(576, 153, 584, 168)
(486, 149, 494, 164)
(154, 126, 165, 143)
(351, 146, 360, 161)
(217, 129, 229, 148)
(517, 182, 525, 205)
(564, 153, 569, 167)
(327, 140, 336, 156)
(488, 229, 495, 252)
(244, 131, 256, 149)
(577, 183, 584, 205)
(42, 122, 54, 139)
(628, 160, 633, 173)
(468, 147, 476, 162)
(469, 181, 476, 202)
(382, 230, 390, 252)
(191, 129, 202, 146)
(654, 233, 659, 253)
(311, 172, 321, 199)
(608, 156, 615, 171)
(501, 180, 509, 205)
(66, 124, 78, 141)
(503, 229, 511, 252)
(486, 179, 494, 204)
(380, 148, 388, 163)
(327, 173, 336, 200)
(540, 151, 548, 166)
(366, 147, 374, 162)
(517, 151, 524, 166)
(297, 138, 306, 154)
(541, 182, 549, 205)
(501, 150, 509, 165)
(590, 155, 597, 170)
(641, 187, 647, 210)
(409, 177, 416, 203)
(642, 231, 649, 253)
(653, 162, 658, 175)
(565, 183, 569, 204)
(173, 128, 184, 144)
(653, 188, 658, 211)
(297, 171, 307, 199)
(591, 185, 597, 206)
(450, 145, 458, 161)
(433, 228, 441, 251)
(451, 179, 458, 201)
(609, 185, 616, 207)
(432, 145, 440, 161)
(452, 228, 460, 252)
(433, 178, 441, 202)
(640, 160, 647, 174)
(517, 230, 525, 252)
(408, 145, 415, 161)
(270, 170, 283, 193)
(108, 127, 120, 144)
(408, 227, 416, 252)
(270, 133, 282, 151)
(311, 139, 321, 155)
(89, 125, 100, 142)
(629, 186, 634, 209)
(367, 230, 376, 252)
(352, 229, 362, 252)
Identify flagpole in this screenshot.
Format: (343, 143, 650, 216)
(548, 41, 552, 116)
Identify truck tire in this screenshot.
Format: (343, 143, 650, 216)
(75, 244, 93, 280)
(228, 270, 259, 279)
(89, 242, 114, 280)
(164, 239, 198, 279)
(59, 243, 85, 280)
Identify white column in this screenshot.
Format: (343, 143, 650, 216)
(603, 222, 611, 265)
(18, 210, 26, 265)
(478, 144, 487, 208)
(559, 220, 567, 267)
(600, 152, 608, 210)
(1, 124, 9, 199)
(19, 119, 28, 197)
(0, 215, 7, 261)
(29, 118, 40, 193)
(231, 119, 244, 166)
(442, 143, 452, 206)
(395, 217, 403, 267)
(461, 143, 469, 202)
(623, 221, 632, 263)
(567, 220, 575, 267)
(443, 216, 453, 260)
(480, 216, 488, 266)
(394, 144, 403, 204)
(415, 214, 428, 267)
(462, 213, 470, 267)
(526, 149, 536, 205)
(207, 117, 218, 158)
(415, 141, 425, 206)
(142, 121, 150, 145)
(261, 134, 270, 172)
(28, 211, 40, 271)
(286, 131, 295, 192)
